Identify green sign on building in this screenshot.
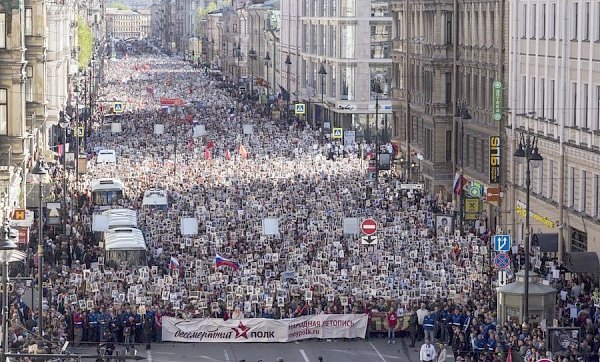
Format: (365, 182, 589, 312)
(492, 81, 503, 121)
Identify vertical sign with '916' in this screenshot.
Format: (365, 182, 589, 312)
(489, 136, 500, 184)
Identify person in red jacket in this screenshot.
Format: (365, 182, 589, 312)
(72, 309, 84, 347)
(387, 309, 398, 344)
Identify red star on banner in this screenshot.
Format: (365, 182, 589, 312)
(232, 322, 250, 339)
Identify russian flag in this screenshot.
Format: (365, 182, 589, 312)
(215, 254, 239, 271)
(452, 172, 467, 195)
(169, 256, 180, 270)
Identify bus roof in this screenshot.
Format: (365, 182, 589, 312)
(104, 227, 146, 250)
(91, 178, 125, 192)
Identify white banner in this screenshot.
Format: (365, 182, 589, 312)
(162, 314, 367, 343)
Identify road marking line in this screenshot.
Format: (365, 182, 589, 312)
(224, 349, 230, 361)
(153, 352, 178, 355)
(147, 350, 152, 362)
(369, 341, 387, 362)
(299, 349, 310, 362)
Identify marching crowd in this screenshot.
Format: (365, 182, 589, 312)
(2, 46, 600, 362)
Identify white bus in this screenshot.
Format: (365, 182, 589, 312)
(142, 189, 168, 210)
(91, 178, 125, 210)
(104, 227, 147, 267)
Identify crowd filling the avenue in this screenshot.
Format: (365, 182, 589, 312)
(3, 45, 599, 362)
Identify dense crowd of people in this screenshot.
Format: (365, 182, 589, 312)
(2, 44, 599, 362)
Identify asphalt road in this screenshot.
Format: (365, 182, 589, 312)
(69, 337, 454, 362)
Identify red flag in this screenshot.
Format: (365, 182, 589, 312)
(225, 149, 231, 161)
(239, 144, 248, 159)
(207, 140, 215, 149)
(186, 139, 194, 151)
(204, 148, 212, 160)
(57, 144, 64, 157)
(506, 348, 512, 362)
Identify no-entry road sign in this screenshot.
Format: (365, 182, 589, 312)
(361, 218, 377, 236)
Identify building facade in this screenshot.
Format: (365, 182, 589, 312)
(105, 8, 151, 39)
(279, 0, 393, 140)
(507, 0, 600, 255)
(390, 0, 507, 232)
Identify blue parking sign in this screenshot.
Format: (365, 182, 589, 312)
(493, 235, 511, 252)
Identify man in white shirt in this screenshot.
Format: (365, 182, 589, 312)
(416, 302, 429, 341)
(420, 338, 437, 362)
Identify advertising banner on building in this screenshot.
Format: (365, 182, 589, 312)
(489, 136, 501, 184)
(162, 314, 367, 343)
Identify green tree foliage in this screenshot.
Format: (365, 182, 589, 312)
(78, 17, 93, 69)
(108, 2, 130, 10)
(195, 1, 218, 36)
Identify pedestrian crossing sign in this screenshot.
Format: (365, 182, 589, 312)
(113, 102, 124, 113)
(295, 103, 306, 115)
(332, 128, 343, 139)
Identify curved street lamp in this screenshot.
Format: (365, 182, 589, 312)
(0, 224, 16, 361)
(513, 133, 543, 326)
(31, 160, 47, 338)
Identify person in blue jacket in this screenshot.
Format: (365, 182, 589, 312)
(423, 310, 436, 343)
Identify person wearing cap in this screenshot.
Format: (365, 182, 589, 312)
(420, 338, 437, 362)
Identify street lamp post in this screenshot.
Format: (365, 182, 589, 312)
(31, 160, 47, 338)
(248, 49, 257, 101)
(318, 64, 327, 141)
(372, 80, 383, 183)
(456, 101, 471, 232)
(513, 133, 543, 325)
(58, 112, 70, 240)
(264, 52, 271, 110)
(285, 55, 292, 119)
(0, 224, 16, 361)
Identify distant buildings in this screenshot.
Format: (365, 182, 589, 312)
(106, 8, 152, 39)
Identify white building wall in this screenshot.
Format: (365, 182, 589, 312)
(508, 0, 600, 254)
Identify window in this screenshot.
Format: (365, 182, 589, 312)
(370, 66, 391, 100)
(531, 76, 536, 111)
(547, 159, 554, 199)
(531, 4, 537, 38)
(340, 66, 354, 100)
(572, 2, 579, 40)
(568, 166, 575, 207)
(580, 170, 587, 212)
(445, 12, 452, 44)
(572, 83, 578, 126)
(583, 83, 589, 128)
(596, 1, 600, 41)
(0, 89, 6, 135)
(541, 4, 546, 38)
(445, 72, 452, 103)
(341, 0, 355, 17)
(25, 65, 33, 102)
(0, 13, 5, 48)
(446, 131, 452, 162)
(522, 76, 527, 111)
(549, 3, 556, 38)
(521, 4, 527, 37)
(536, 161, 543, 194)
(340, 24, 355, 58)
(584, 2, 591, 40)
(595, 85, 600, 130)
(594, 174, 599, 218)
(25, 8, 32, 36)
(549, 80, 556, 119)
(370, 24, 391, 59)
(571, 228, 588, 252)
(541, 78, 546, 118)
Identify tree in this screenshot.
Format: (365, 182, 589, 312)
(195, 1, 218, 36)
(78, 17, 93, 69)
(108, 2, 130, 10)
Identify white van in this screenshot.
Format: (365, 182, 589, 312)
(142, 189, 168, 210)
(96, 149, 117, 165)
